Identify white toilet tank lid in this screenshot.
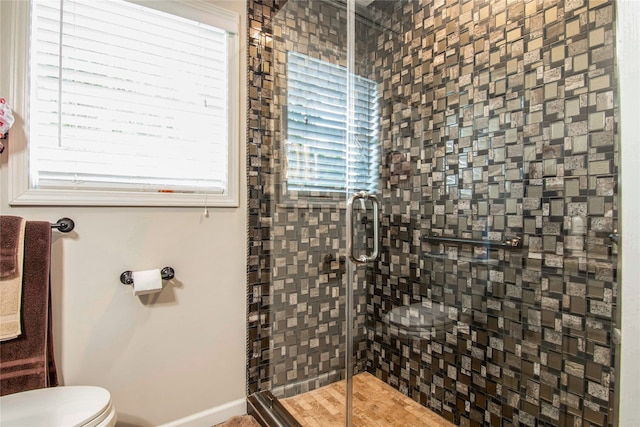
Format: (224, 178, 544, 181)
(0, 386, 113, 427)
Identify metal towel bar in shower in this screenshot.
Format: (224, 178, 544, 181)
(424, 235, 522, 249)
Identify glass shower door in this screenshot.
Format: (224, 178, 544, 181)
(254, 1, 376, 425)
(347, 1, 621, 426)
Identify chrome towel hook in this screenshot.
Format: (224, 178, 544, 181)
(119, 267, 175, 285)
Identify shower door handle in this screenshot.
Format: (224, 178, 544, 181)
(347, 191, 380, 264)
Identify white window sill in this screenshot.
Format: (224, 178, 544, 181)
(9, 187, 239, 207)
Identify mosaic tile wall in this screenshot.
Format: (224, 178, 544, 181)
(247, 0, 285, 395)
(365, 0, 619, 426)
(247, 0, 619, 426)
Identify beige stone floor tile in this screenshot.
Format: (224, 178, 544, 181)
(281, 373, 456, 427)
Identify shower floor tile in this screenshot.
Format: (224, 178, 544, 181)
(281, 372, 456, 427)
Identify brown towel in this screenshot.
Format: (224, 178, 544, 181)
(0, 216, 25, 278)
(0, 216, 26, 340)
(0, 221, 58, 395)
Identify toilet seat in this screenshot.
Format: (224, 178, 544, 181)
(0, 386, 116, 427)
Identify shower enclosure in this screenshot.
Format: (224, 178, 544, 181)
(247, 0, 620, 426)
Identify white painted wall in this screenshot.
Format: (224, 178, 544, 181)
(618, 1, 640, 425)
(0, 1, 247, 426)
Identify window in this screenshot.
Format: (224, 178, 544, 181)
(4, 0, 239, 206)
(285, 52, 378, 194)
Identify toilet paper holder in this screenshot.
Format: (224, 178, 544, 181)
(120, 267, 175, 285)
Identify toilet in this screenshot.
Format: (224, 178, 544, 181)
(0, 386, 116, 427)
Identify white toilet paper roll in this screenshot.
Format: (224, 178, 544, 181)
(131, 269, 163, 296)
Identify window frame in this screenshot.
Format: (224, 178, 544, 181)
(2, 0, 240, 207)
(280, 51, 379, 203)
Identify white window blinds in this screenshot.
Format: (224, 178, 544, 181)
(286, 52, 379, 193)
(29, 0, 236, 194)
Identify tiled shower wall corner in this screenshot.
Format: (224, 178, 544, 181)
(247, 0, 619, 426)
(247, 0, 283, 395)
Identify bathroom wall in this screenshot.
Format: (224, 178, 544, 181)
(0, 1, 247, 425)
(618, 2, 640, 425)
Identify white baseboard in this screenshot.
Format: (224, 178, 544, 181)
(157, 398, 246, 427)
